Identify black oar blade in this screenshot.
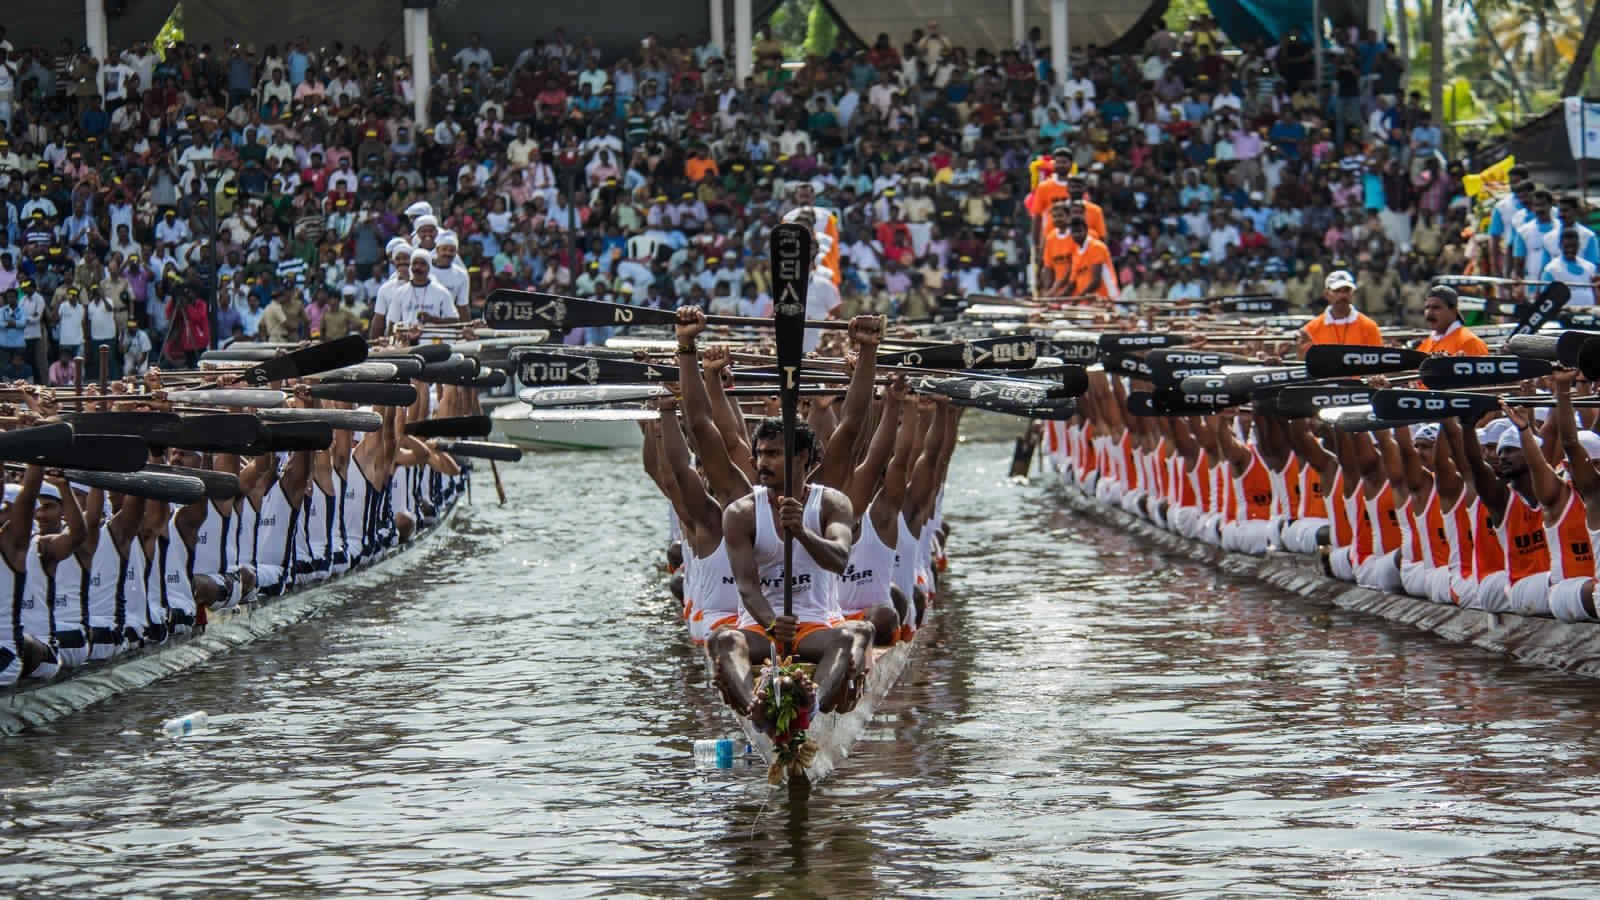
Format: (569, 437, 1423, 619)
(1034, 338, 1100, 364)
(1509, 280, 1571, 338)
(27, 434, 150, 472)
(1304, 344, 1428, 378)
(0, 422, 77, 463)
(519, 385, 664, 408)
(62, 412, 182, 440)
(241, 421, 334, 454)
(405, 415, 492, 438)
(168, 414, 263, 452)
(1219, 296, 1288, 315)
(1275, 383, 1374, 418)
(1103, 351, 1153, 379)
(475, 369, 509, 389)
(66, 468, 207, 504)
(1175, 375, 1248, 409)
(919, 377, 1054, 407)
(143, 463, 242, 499)
(771, 221, 813, 626)
(1145, 349, 1246, 389)
(1557, 330, 1600, 366)
(1328, 409, 1432, 433)
(437, 440, 524, 462)
(1220, 366, 1311, 395)
(305, 382, 419, 406)
(240, 334, 370, 385)
(416, 357, 480, 385)
(1417, 355, 1551, 389)
(376, 343, 453, 364)
(515, 350, 678, 387)
(1099, 333, 1188, 352)
(484, 289, 678, 330)
(313, 362, 403, 384)
(1371, 388, 1501, 421)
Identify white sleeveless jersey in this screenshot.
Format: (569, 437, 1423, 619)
(191, 501, 231, 576)
(691, 538, 739, 620)
(121, 538, 150, 637)
(53, 547, 86, 635)
(839, 508, 896, 614)
(297, 481, 334, 570)
(235, 491, 259, 571)
(84, 525, 123, 631)
(163, 520, 197, 624)
(0, 549, 20, 671)
(736, 484, 842, 626)
(254, 481, 297, 572)
(915, 515, 936, 588)
(21, 537, 51, 638)
(894, 512, 917, 600)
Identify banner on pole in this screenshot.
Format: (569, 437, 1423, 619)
(1564, 97, 1600, 160)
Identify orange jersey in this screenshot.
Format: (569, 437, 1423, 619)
(1415, 323, 1489, 356)
(1302, 310, 1384, 347)
(1364, 482, 1404, 556)
(1080, 200, 1107, 241)
(1041, 228, 1077, 288)
(1329, 471, 1352, 548)
(1442, 494, 1474, 578)
(1500, 491, 1550, 583)
(1546, 488, 1594, 582)
(1473, 498, 1505, 581)
(1412, 491, 1450, 569)
(1027, 178, 1072, 218)
(1070, 237, 1118, 299)
(1234, 453, 1274, 521)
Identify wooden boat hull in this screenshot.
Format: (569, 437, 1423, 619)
(0, 492, 465, 736)
(1050, 472, 1600, 680)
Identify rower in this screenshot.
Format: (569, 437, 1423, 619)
(1039, 203, 1075, 299)
(35, 478, 90, 668)
(1212, 411, 1276, 555)
(369, 239, 413, 338)
(1415, 285, 1489, 355)
(1064, 215, 1118, 302)
(1464, 412, 1553, 614)
(1296, 269, 1382, 353)
(2, 467, 58, 684)
(709, 419, 870, 723)
(836, 378, 914, 645)
(1499, 396, 1590, 618)
(82, 486, 145, 660)
(1428, 418, 1479, 606)
(295, 402, 341, 584)
(1547, 370, 1600, 621)
(395, 250, 460, 327)
(242, 447, 311, 597)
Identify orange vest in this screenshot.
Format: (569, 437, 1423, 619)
(1070, 238, 1118, 299)
(1027, 179, 1072, 219)
(1500, 491, 1549, 584)
(1303, 311, 1384, 347)
(1330, 471, 1353, 548)
(1473, 499, 1505, 581)
(1546, 489, 1594, 582)
(1298, 460, 1326, 520)
(1235, 454, 1274, 521)
(1414, 490, 1450, 569)
(1041, 228, 1077, 287)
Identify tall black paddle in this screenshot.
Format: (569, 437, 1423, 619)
(771, 222, 812, 667)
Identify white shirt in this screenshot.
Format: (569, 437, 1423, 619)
(431, 261, 470, 310)
(56, 300, 85, 346)
(393, 279, 458, 325)
(372, 273, 410, 321)
(87, 298, 118, 341)
(1542, 256, 1599, 307)
(19, 291, 43, 339)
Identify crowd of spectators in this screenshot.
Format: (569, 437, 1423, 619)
(0, 13, 1542, 385)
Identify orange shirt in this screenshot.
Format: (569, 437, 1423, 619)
(1414, 491, 1450, 569)
(1500, 490, 1550, 583)
(685, 157, 719, 183)
(1297, 459, 1326, 520)
(1302, 309, 1384, 347)
(1415, 322, 1489, 356)
(1027, 178, 1071, 219)
(1329, 471, 1352, 547)
(1041, 227, 1077, 290)
(1080, 200, 1108, 241)
(1070, 237, 1118, 299)
(1473, 499, 1505, 582)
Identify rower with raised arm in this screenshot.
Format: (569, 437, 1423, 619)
(1463, 405, 1549, 613)
(838, 377, 913, 645)
(1548, 369, 1600, 621)
(1499, 392, 1586, 617)
(709, 418, 867, 727)
(1429, 417, 1479, 605)
(32, 473, 89, 668)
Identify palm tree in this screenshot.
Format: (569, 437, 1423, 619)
(1563, 0, 1600, 96)
(1463, 0, 1533, 115)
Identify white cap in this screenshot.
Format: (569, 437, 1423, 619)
(37, 483, 60, 502)
(1497, 425, 1533, 452)
(1579, 431, 1600, 460)
(1411, 423, 1440, 443)
(385, 237, 409, 256)
(1480, 419, 1513, 448)
(436, 231, 459, 248)
(1325, 269, 1356, 291)
(390, 240, 413, 260)
(412, 214, 439, 232)
(410, 249, 433, 266)
(404, 201, 434, 219)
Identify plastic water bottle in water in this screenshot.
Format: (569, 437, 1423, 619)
(162, 711, 209, 738)
(692, 737, 755, 769)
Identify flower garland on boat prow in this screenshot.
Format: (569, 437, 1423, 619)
(752, 655, 819, 784)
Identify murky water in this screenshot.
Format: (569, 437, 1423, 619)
(6, 442, 1600, 896)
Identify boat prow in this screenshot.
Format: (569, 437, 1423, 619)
(735, 636, 921, 784)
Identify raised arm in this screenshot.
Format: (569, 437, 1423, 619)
(675, 312, 752, 506)
(1503, 400, 1564, 511)
(1554, 369, 1600, 521)
(38, 472, 85, 563)
(844, 378, 906, 518)
(816, 315, 883, 489)
(1433, 416, 1466, 504)
(1462, 418, 1509, 520)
